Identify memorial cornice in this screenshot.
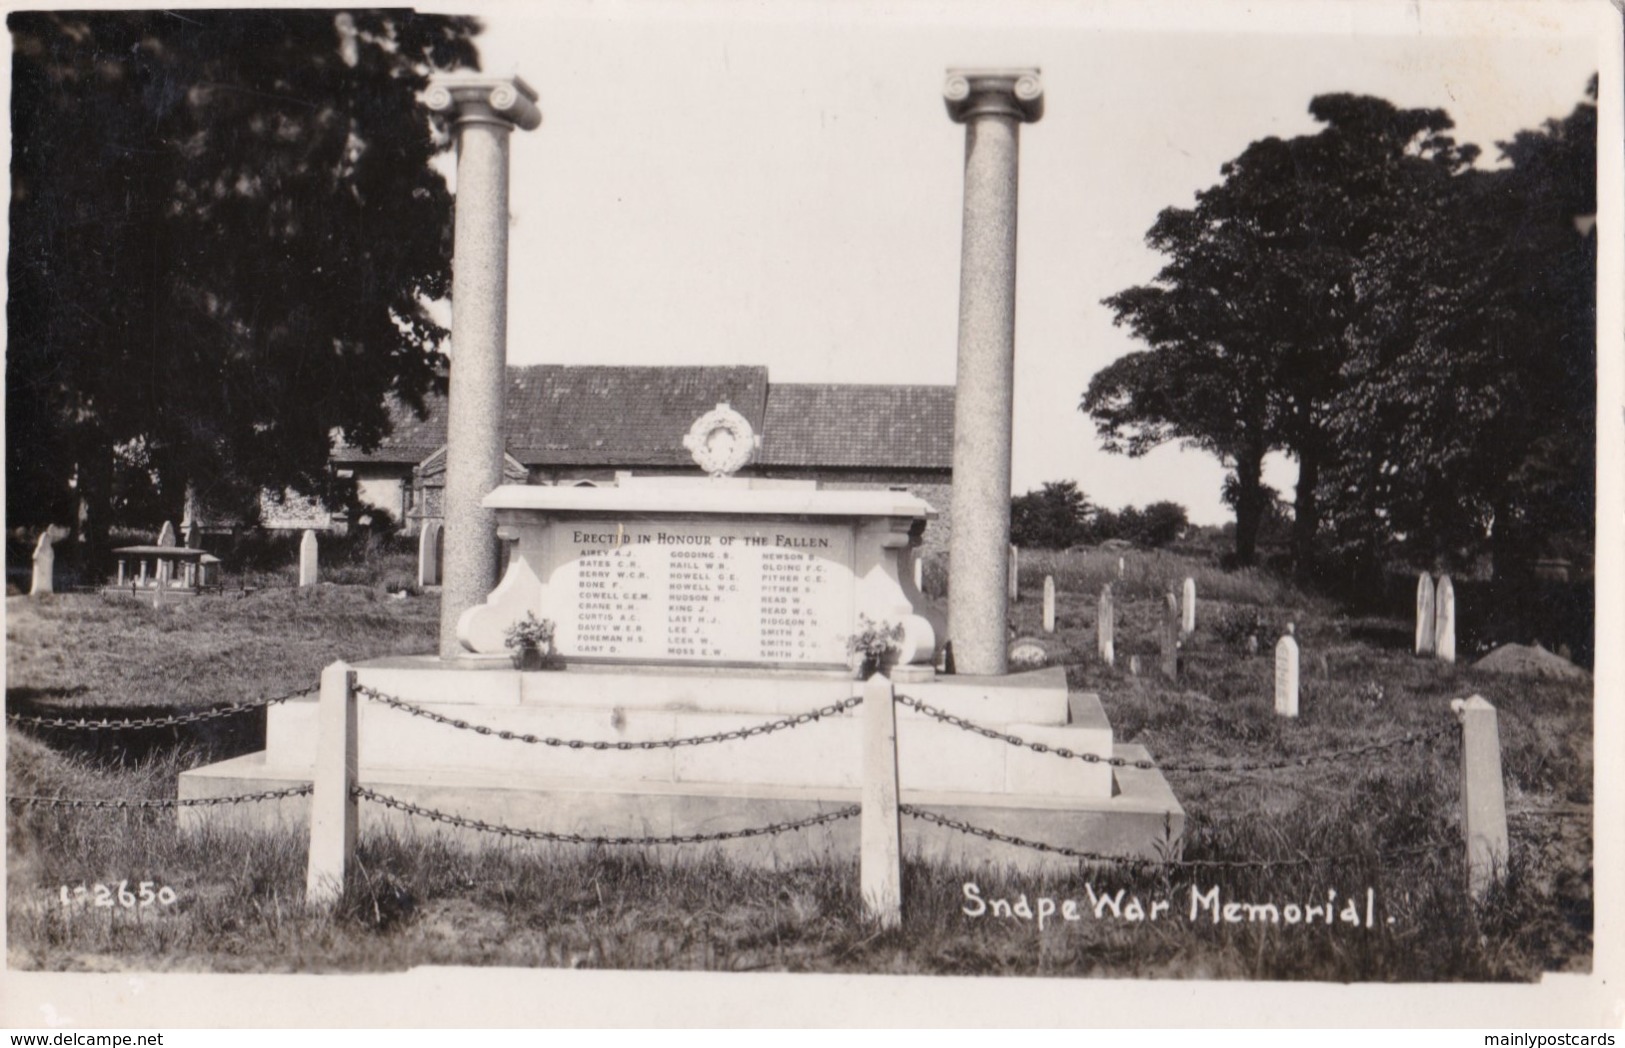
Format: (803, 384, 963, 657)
(425, 74, 543, 131)
(943, 68, 1044, 124)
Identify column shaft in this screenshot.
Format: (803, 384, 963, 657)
(440, 124, 514, 658)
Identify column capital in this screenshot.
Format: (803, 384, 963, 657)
(944, 68, 1044, 124)
(426, 74, 543, 132)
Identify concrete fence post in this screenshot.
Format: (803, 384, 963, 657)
(861, 674, 902, 929)
(306, 661, 359, 908)
(1451, 695, 1509, 899)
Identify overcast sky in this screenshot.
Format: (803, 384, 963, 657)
(434, 0, 1602, 523)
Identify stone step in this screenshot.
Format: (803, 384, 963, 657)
(177, 744, 1183, 874)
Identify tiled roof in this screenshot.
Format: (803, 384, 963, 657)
(334, 366, 951, 471)
(759, 384, 954, 470)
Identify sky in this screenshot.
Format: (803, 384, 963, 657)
(430, 0, 1602, 524)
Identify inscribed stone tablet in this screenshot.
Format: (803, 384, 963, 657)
(546, 519, 855, 666)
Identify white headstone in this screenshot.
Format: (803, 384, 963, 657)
(1097, 584, 1115, 667)
(1275, 635, 1300, 717)
(30, 531, 54, 596)
(1008, 544, 1019, 603)
(1117, 556, 1125, 579)
(156, 520, 177, 548)
(1042, 575, 1056, 633)
(912, 556, 923, 592)
(1181, 577, 1196, 636)
(1435, 574, 1456, 664)
(417, 520, 443, 588)
(299, 529, 320, 587)
(1415, 572, 1437, 655)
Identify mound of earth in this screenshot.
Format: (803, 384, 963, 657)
(1472, 643, 1589, 681)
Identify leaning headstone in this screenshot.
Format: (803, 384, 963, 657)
(1181, 577, 1196, 636)
(30, 531, 55, 596)
(1097, 584, 1115, 667)
(1008, 545, 1019, 603)
(1435, 574, 1456, 664)
(1042, 575, 1056, 633)
(1275, 634, 1300, 717)
(156, 520, 177, 548)
(417, 520, 443, 588)
(299, 529, 320, 588)
(1415, 572, 1437, 656)
(1159, 592, 1179, 681)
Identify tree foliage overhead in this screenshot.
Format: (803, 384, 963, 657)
(1090, 85, 1595, 580)
(7, 10, 482, 544)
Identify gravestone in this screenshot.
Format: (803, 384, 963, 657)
(913, 557, 923, 592)
(1097, 584, 1115, 667)
(30, 531, 54, 596)
(1117, 556, 1125, 579)
(1159, 592, 1179, 681)
(156, 520, 177, 548)
(1042, 575, 1055, 633)
(1415, 572, 1437, 656)
(299, 530, 320, 588)
(1181, 577, 1196, 636)
(1275, 633, 1299, 717)
(1435, 574, 1456, 664)
(418, 520, 444, 588)
(1008, 545, 1019, 603)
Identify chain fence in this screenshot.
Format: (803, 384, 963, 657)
(894, 693, 1455, 773)
(6, 683, 318, 732)
(7, 784, 313, 810)
(358, 685, 862, 750)
(354, 785, 858, 846)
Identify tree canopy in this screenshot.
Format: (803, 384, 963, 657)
(1090, 85, 1595, 580)
(7, 10, 482, 550)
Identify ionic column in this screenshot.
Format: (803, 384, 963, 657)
(425, 76, 542, 659)
(942, 68, 1043, 676)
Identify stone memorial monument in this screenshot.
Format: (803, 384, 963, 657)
(299, 530, 319, 588)
(1416, 572, 1437, 656)
(1435, 574, 1456, 664)
(1275, 633, 1300, 717)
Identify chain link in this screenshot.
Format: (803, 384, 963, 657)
(6, 684, 318, 732)
(357, 685, 862, 750)
(900, 804, 1453, 869)
(354, 786, 858, 846)
(894, 693, 1453, 773)
(7, 784, 313, 810)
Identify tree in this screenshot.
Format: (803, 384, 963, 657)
(7, 10, 481, 556)
(1135, 501, 1189, 549)
(1010, 480, 1092, 549)
(1092, 94, 1474, 577)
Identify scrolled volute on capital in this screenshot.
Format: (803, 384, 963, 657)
(425, 75, 543, 131)
(943, 68, 1044, 124)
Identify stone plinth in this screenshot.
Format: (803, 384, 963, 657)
(943, 68, 1043, 677)
(456, 484, 947, 670)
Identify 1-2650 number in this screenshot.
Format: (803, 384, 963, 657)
(59, 881, 178, 908)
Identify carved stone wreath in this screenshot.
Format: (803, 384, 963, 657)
(683, 403, 759, 477)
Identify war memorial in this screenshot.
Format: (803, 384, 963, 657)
(178, 69, 1184, 873)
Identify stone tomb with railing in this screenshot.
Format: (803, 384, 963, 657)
(181, 407, 1182, 869)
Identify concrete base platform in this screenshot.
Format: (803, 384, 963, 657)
(178, 745, 1183, 873)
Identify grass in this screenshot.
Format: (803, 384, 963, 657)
(4, 547, 1594, 978)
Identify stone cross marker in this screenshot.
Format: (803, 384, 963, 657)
(299, 529, 320, 588)
(1435, 574, 1456, 664)
(1159, 592, 1179, 681)
(1097, 584, 1115, 667)
(1415, 572, 1437, 656)
(1042, 575, 1056, 633)
(30, 530, 55, 596)
(1181, 577, 1196, 636)
(1275, 634, 1300, 717)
